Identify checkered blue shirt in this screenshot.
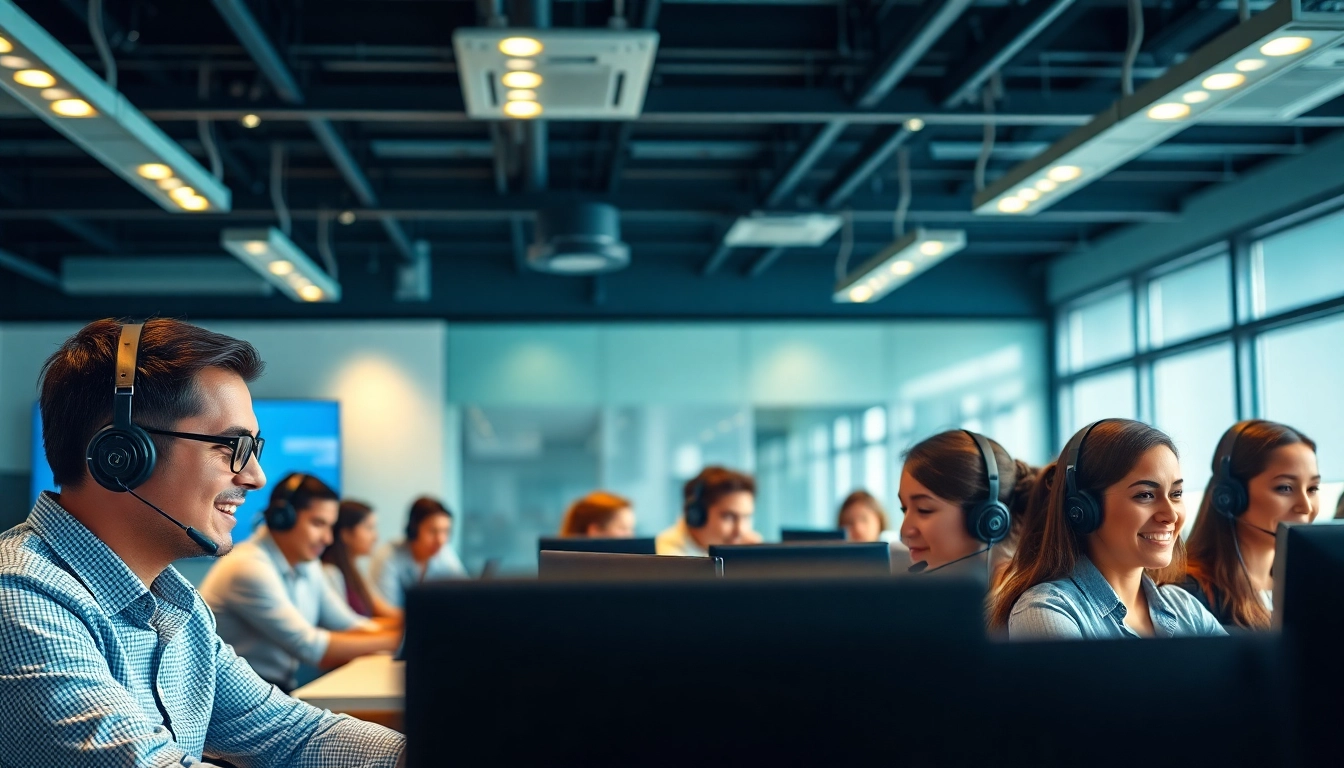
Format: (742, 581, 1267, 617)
(0, 493, 405, 767)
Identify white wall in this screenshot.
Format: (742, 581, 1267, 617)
(0, 320, 449, 548)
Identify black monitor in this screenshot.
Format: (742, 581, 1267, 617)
(1274, 521, 1344, 765)
(538, 550, 722, 581)
(708, 541, 890, 578)
(405, 577, 988, 765)
(537, 536, 657, 556)
(780, 528, 847, 542)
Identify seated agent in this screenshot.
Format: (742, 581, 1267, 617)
(369, 497, 467, 608)
(656, 466, 762, 556)
(991, 418, 1225, 640)
(200, 472, 402, 692)
(559, 491, 636, 537)
(0, 319, 403, 766)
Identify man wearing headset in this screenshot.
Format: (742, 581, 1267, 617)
(199, 473, 402, 693)
(369, 497, 466, 608)
(0, 319, 403, 766)
(655, 466, 762, 556)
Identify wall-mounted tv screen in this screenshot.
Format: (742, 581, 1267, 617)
(30, 399, 341, 539)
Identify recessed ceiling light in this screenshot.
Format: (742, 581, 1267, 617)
(501, 70, 542, 89)
(268, 259, 295, 275)
(498, 37, 543, 57)
(503, 100, 542, 119)
(338, 210, 356, 225)
(1017, 188, 1041, 202)
(299, 285, 324, 302)
(1235, 58, 1267, 72)
(168, 186, 197, 201)
(1035, 179, 1057, 192)
(848, 285, 873, 303)
(505, 58, 536, 71)
(905, 118, 925, 132)
(136, 163, 173, 180)
(13, 69, 55, 88)
(997, 197, 1029, 213)
(1147, 102, 1191, 120)
(890, 260, 915, 275)
(50, 99, 94, 117)
(918, 241, 944, 257)
(0, 55, 32, 69)
(1183, 90, 1210, 103)
(1260, 36, 1313, 56)
(156, 177, 183, 190)
(0, 37, 12, 54)
(244, 241, 268, 256)
(240, 114, 261, 129)
(506, 89, 537, 101)
(178, 195, 209, 211)
(1202, 72, 1246, 90)
(39, 87, 70, 100)
(1047, 165, 1082, 182)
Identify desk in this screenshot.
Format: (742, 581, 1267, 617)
(292, 653, 404, 732)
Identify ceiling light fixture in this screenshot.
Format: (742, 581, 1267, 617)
(240, 113, 261, 128)
(498, 37, 543, 57)
(222, 227, 341, 303)
(501, 70, 542, 89)
(503, 100, 542, 118)
(973, 0, 1344, 217)
(833, 229, 966, 304)
(0, 1, 230, 212)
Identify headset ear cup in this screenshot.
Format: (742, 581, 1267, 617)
(1213, 479, 1250, 519)
(266, 500, 298, 531)
(1065, 490, 1102, 535)
(86, 425, 157, 492)
(971, 501, 1011, 544)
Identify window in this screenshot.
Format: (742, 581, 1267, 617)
(1148, 254, 1233, 348)
(1061, 288, 1134, 373)
(1060, 367, 1136, 444)
(1258, 314, 1344, 488)
(1152, 343, 1237, 526)
(1252, 208, 1344, 318)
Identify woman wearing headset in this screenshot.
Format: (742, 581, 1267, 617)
(897, 430, 1037, 577)
(1183, 420, 1320, 630)
(992, 419, 1224, 639)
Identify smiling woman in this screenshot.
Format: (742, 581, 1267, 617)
(990, 419, 1226, 640)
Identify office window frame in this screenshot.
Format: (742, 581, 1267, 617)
(1051, 196, 1344, 455)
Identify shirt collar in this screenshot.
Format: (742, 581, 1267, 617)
(29, 491, 151, 616)
(1071, 554, 1126, 621)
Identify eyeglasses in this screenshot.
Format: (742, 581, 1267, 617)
(142, 428, 265, 474)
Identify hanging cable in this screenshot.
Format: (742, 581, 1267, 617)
(893, 147, 911, 240)
(1238, 0, 1250, 22)
(88, 0, 117, 90)
(317, 211, 339, 279)
(974, 75, 998, 193)
(197, 66, 223, 180)
(1121, 0, 1144, 97)
(833, 210, 854, 282)
(270, 143, 292, 237)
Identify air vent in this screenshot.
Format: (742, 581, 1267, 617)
(453, 28, 659, 120)
(723, 214, 844, 248)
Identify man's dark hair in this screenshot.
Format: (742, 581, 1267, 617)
(272, 473, 340, 516)
(406, 496, 453, 541)
(39, 318, 265, 488)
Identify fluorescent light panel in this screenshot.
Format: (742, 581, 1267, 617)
(221, 228, 341, 303)
(973, 0, 1344, 217)
(724, 213, 844, 248)
(832, 229, 965, 304)
(0, 1, 229, 213)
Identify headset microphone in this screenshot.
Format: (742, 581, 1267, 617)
(908, 546, 990, 574)
(1240, 520, 1277, 538)
(117, 479, 220, 556)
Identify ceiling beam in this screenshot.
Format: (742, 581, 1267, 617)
(937, 0, 1079, 107)
(209, 0, 415, 262)
(763, 121, 848, 208)
(745, 247, 786, 277)
(820, 125, 914, 209)
(0, 247, 59, 290)
(856, 0, 975, 108)
(701, 242, 735, 275)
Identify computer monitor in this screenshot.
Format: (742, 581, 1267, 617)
(538, 551, 722, 581)
(708, 542, 890, 578)
(405, 577, 988, 765)
(537, 536, 658, 556)
(1273, 520, 1344, 766)
(780, 528, 847, 542)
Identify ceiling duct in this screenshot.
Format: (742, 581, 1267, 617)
(974, 0, 1344, 217)
(527, 203, 630, 275)
(453, 28, 659, 120)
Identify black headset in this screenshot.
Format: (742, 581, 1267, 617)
(1063, 419, 1113, 535)
(962, 430, 1011, 544)
(86, 323, 159, 492)
(1211, 421, 1256, 520)
(683, 476, 708, 529)
(264, 472, 309, 531)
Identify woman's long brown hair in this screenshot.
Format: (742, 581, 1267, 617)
(989, 419, 1187, 630)
(1185, 420, 1316, 630)
(321, 500, 377, 615)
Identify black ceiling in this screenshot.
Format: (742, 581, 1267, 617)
(1, 0, 1339, 321)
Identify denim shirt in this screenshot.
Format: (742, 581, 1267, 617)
(1008, 555, 1227, 640)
